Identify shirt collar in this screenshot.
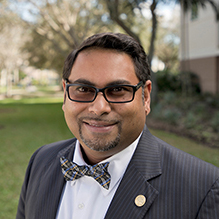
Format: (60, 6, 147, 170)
(73, 133, 142, 194)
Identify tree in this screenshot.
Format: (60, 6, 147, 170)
(155, 10, 180, 72)
(7, 0, 219, 82)
(0, 1, 28, 96)
(14, 0, 116, 74)
(105, 0, 141, 42)
(178, 0, 219, 20)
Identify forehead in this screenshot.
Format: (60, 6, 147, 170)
(69, 48, 138, 86)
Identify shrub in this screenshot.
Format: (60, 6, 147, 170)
(211, 112, 219, 132)
(151, 102, 163, 120)
(179, 71, 201, 94)
(155, 70, 201, 94)
(162, 108, 182, 125)
(184, 112, 199, 129)
(155, 70, 181, 92)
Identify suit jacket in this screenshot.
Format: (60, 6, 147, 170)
(16, 125, 219, 219)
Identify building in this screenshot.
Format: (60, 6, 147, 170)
(180, 1, 219, 94)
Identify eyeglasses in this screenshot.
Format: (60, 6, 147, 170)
(65, 80, 143, 103)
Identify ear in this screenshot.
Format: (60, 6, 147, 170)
(62, 79, 66, 110)
(62, 79, 66, 90)
(143, 80, 152, 116)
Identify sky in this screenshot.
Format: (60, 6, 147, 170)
(141, 1, 180, 20)
(10, 0, 180, 23)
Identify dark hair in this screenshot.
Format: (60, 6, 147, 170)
(63, 32, 151, 84)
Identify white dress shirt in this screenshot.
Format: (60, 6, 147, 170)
(56, 134, 141, 219)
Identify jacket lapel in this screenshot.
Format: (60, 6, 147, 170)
(105, 126, 162, 219)
(34, 141, 76, 219)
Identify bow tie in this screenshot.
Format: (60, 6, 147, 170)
(60, 157, 111, 190)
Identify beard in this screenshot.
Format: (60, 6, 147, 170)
(78, 119, 122, 152)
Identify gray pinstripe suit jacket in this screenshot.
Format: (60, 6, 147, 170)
(16, 125, 219, 219)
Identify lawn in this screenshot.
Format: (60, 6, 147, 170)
(0, 99, 219, 219)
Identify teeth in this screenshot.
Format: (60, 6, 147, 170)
(89, 123, 107, 127)
(85, 122, 111, 127)
(83, 119, 116, 127)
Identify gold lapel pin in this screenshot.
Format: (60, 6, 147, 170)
(135, 195, 146, 207)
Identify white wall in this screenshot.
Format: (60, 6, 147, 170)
(180, 2, 219, 60)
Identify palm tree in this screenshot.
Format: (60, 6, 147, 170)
(179, 0, 219, 20)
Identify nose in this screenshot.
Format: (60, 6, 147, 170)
(88, 93, 111, 116)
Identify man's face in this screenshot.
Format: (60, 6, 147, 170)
(62, 49, 151, 164)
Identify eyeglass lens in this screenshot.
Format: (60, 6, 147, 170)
(67, 84, 135, 103)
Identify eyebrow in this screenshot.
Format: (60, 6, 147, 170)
(69, 79, 95, 86)
(67, 78, 133, 87)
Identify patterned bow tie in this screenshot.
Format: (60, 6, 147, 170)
(60, 157, 111, 190)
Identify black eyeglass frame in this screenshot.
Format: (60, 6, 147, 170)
(65, 79, 143, 103)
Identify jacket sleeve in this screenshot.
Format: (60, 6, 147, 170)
(16, 148, 41, 219)
(196, 177, 219, 219)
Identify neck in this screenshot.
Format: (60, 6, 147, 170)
(80, 145, 111, 165)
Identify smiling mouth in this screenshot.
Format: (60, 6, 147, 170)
(82, 119, 118, 133)
(85, 121, 115, 127)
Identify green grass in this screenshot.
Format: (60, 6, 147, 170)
(0, 95, 63, 104)
(0, 101, 72, 219)
(149, 129, 219, 167)
(0, 100, 219, 219)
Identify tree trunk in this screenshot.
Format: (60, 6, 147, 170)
(148, 0, 158, 66)
(148, 0, 158, 102)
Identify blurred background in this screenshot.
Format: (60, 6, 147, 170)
(0, 0, 219, 218)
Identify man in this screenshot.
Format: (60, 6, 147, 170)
(16, 33, 219, 219)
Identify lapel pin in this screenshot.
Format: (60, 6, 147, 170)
(135, 195, 146, 207)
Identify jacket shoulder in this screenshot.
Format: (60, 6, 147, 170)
(153, 135, 219, 181)
(31, 138, 77, 165)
